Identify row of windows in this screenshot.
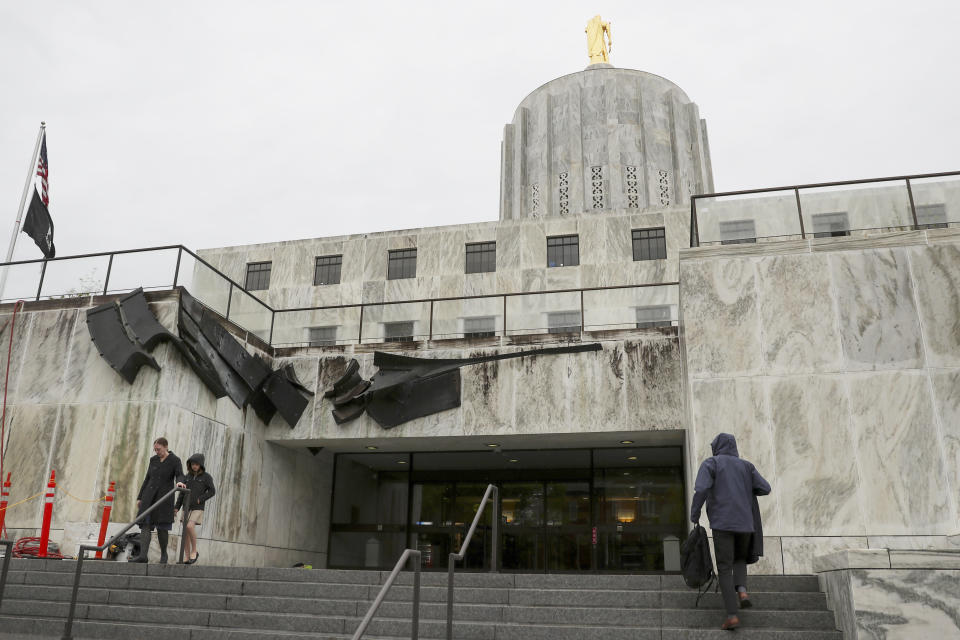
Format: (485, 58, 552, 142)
(718, 204, 948, 245)
(304, 306, 675, 346)
(243, 229, 670, 291)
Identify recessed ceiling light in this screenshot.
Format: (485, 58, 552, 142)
(366, 446, 379, 450)
(397, 460, 407, 465)
(627, 456, 637, 461)
(486, 443, 500, 448)
(508, 459, 519, 463)
(620, 440, 634, 445)
(622, 472, 630, 476)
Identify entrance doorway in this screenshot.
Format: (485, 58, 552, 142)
(328, 446, 685, 573)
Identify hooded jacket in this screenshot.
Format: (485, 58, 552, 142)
(690, 433, 771, 533)
(175, 453, 216, 512)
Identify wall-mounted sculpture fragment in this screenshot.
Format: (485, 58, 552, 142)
(326, 343, 602, 428)
(86, 288, 312, 427)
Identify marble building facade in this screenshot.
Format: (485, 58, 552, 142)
(0, 63, 958, 636)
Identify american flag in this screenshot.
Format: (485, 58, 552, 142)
(36, 133, 49, 206)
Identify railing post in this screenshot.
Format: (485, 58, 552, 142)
(0, 539, 13, 608)
(579, 290, 585, 336)
(177, 488, 190, 564)
(62, 546, 85, 639)
(794, 188, 806, 239)
(268, 311, 276, 346)
(35, 259, 47, 301)
(102, 254, 114, 296)
(906, 178, 919, 230)
(428, 300, 434, 342)
(172, 247, 183, 287)
(490, 485, 499, 573)
(502, 296, 507, 338)
(357, 305, 364, 345)
(446, 556, 455, 640)
(411, 556, 421, 640)
(225, 282, 233, 320)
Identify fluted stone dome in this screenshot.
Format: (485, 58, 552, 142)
(499, 66, 714, 220)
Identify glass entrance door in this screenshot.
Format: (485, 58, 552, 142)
(329, 446, 685, 573)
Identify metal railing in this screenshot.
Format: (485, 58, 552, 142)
(0, 538, 12, 609)
(0, 244, 273, 342)
(0, 244, 679, 348)
(446, 484, 499, 640)
(61, 487, 190, 640)
(689, 170, 960, 248)
(351, 548, 422, 640)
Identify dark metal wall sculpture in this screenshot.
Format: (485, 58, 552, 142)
(326, 343, 602, 428)
(86, 288, 312, 427)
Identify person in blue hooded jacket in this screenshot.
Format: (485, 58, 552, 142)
(691, 433, 771, 631)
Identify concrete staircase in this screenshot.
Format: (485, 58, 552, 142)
(0, 559, 841, 639)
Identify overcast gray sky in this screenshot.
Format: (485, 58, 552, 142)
(1, 1, 958, 261)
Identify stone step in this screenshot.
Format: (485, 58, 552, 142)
(0, 594, 837, 633)
(0, 580, 829, 614)
(6, 559, 823, 591)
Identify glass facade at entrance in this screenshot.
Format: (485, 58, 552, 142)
(329, 447, 685, 573)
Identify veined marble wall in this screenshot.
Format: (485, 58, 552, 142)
(814, 549, 960, 638)
(195, 207, 690, 347)
(0, 293, 330, 567)
(680, 228, 960, 574)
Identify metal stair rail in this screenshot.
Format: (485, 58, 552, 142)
(351, 547, 422, 640)
(62, 486, 190, 640)
(446, 483, 499, 640)
(0, 538, 12, 609)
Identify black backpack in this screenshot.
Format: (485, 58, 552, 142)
(680, 524, 716, 605)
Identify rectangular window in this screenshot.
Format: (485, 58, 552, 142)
(384, 321, 415, 343)
(463, 316, 495, 339)
(547, 235, 579, 267)
(387, 249, 417, 280)
(314, 255, 342, 285)
(719, 220, 757, 245)
(244, 261, 272, 290)
(547, 311, 581, 334)
(632, 228, 667, 261)
(812, 212, 850, 238)
(307, 326, 337, 347)
(636, 306, 673, 329)
(917, 203, 948, 229)
(465, 242, 496, 274)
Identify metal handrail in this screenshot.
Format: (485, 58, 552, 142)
(0, 538, 13, 609)
(351, 548, 422, 640)
(689, 169, 960, 247)
(446, 484, 499, 640)
(0, 243, 681, 346)
(61, 486, 190, 640)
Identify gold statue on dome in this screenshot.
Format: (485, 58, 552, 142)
(585, 15, 613, 64)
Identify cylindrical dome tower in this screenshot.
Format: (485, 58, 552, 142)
(499, 66, 714, 220)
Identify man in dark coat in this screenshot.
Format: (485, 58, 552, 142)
(132, 437, 185, 564)
(691, 433, 771, 631)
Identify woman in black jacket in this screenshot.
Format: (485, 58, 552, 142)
(132, 437, 185, 564)
(175, 453, 216, 565)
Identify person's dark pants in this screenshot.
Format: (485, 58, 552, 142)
(713, 530, 751, 615)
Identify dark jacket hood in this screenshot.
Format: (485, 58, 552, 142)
(711, 433, 739, 457)
(186, 453, 206, 473)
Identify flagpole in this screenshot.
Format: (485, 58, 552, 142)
(0, 122, 46, 301)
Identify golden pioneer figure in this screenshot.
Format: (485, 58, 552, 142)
(585, 15, 613, 64)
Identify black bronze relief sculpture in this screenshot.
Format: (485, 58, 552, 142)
(86, 288, 312, 427)
(327, 343, 602, 428)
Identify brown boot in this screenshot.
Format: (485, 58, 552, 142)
(739, 591, 752, 608)
(721, 616, 740, 630)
